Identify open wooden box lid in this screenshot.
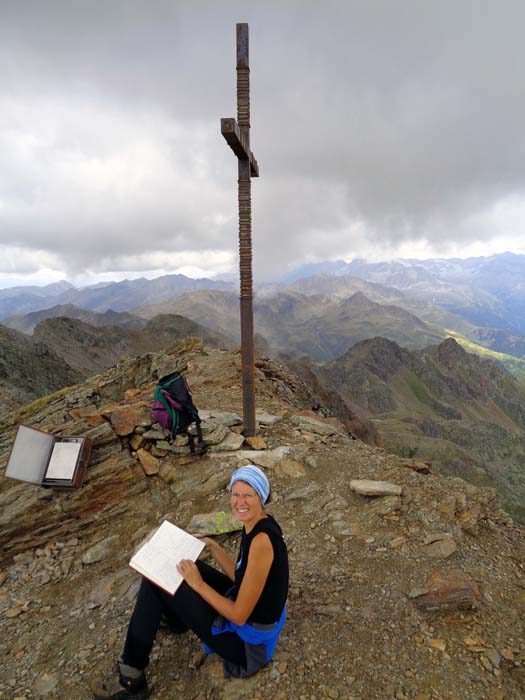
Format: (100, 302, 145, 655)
(5, 425, 92, 489)
(5, 425, 55, 484)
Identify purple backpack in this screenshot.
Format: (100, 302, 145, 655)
(152, 371, 204, 453)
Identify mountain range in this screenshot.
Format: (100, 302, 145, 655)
(3, 253, 525, 362)
(0, 324, 82, 412)
(34, 313, 234, 376)
(134, 289, 447, 361)
(287, 252, 525, 333)
(277, 272, 525, 366)
(2, 252, 525, 521)
(0, 274, 234, 319)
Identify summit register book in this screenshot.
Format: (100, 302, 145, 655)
(5, 424, 93, 489)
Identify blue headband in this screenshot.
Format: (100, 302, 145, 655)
(228, 465, 270, 505)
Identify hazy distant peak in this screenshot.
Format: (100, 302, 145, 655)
(345, 291, 376, 306)
(279, 259, 350, 283)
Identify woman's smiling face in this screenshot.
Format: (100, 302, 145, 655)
(230, 480, 263, 525)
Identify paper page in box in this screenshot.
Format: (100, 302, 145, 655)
(129, 520, 205, 595)
(45, 441, 82, 480)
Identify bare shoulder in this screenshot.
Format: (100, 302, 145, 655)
(247, 532, 274, 565)
(250, 531, 272, 551)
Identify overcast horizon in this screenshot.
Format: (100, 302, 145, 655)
(2, 1, 525, 289)
(1, 249, 525, 293)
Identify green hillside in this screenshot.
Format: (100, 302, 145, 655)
(445, 329, 525, 377)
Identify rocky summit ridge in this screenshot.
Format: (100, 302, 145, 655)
(0, 324, 82, 415)
(0, 339, 525, 700)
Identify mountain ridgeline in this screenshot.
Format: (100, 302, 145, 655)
(135, 289, 447, 361)
(0, 313, 234, 417)
(0, 324, 82, 412)
(288, 252, 525, 335)
(2, 253, 525, 366)
(0, 274, 234, 320)
(319, 336, 525, 520)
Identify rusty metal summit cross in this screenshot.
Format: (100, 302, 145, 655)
(221, 23, 259, 437)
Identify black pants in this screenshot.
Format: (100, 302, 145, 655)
(122, 561, 247, 671)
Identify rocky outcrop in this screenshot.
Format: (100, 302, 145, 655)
(32, 313, 235, 377)
(0, 323, 81, 416)
(277, 351, 380, 444)
(1, 339, 524, 700)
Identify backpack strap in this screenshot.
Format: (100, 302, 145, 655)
(194, 414, 205, 451)
(186, 414, 204, 454)
(153, 385, 179, 438)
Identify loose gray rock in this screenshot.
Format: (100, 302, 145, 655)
(82, 536, 119, 565)
(207, 411, 243, 427)
(369, 495, 402, 515)
(350, 480, 402, 497)
(256, 412, 282, 426)
(187, 511, 242, 535)
(142, 429, 165, 440)
(275, 460, 306, 478)
(288, 483, 322, 500)
(34, 672, 59, 695)
(200, 423, 229, 446)
(231, 446, 293, 468)
(208, 431, 245, 452)
(424, 534, 457, 559)
(290, 415, 339, 435)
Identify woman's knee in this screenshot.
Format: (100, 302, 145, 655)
(135, 577, 172, 614)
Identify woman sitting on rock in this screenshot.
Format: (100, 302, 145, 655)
(92, 465, 289, 699)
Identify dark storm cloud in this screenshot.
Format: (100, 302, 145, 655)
(1, 0, 525, 282)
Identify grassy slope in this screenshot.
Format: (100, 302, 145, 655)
(367, 359, 525, 521)
(445, 329, 525, 376)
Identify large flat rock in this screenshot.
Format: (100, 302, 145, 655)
(207, 431, 244, 452)
(290, 415, 340, 435)
(228, 446, 293, 468)
(350, 479, 402, 497)
(187, 511, 242, 535)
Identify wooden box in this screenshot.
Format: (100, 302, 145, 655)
(5, 424, 92, 489)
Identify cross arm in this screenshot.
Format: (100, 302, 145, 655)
(221, 118, 259, 177)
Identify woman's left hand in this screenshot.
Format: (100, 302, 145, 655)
(177, 559, 204, 592)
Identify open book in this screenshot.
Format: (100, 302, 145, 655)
(129, 520, 205, 595)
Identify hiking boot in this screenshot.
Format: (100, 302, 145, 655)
(92, 664, 149, 699)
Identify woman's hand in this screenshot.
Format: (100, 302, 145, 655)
(192, 534, 236, 581)
(177, 559, 204, 592)
(192, 534, 217, 550)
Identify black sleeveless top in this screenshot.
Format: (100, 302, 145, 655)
(232, 514, 289, 624)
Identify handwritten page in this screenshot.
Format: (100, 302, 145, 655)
(129, 521, 205, 595)
(45, 441, 82, 480)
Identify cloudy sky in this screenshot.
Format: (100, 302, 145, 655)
(1, 0, 525, 288)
